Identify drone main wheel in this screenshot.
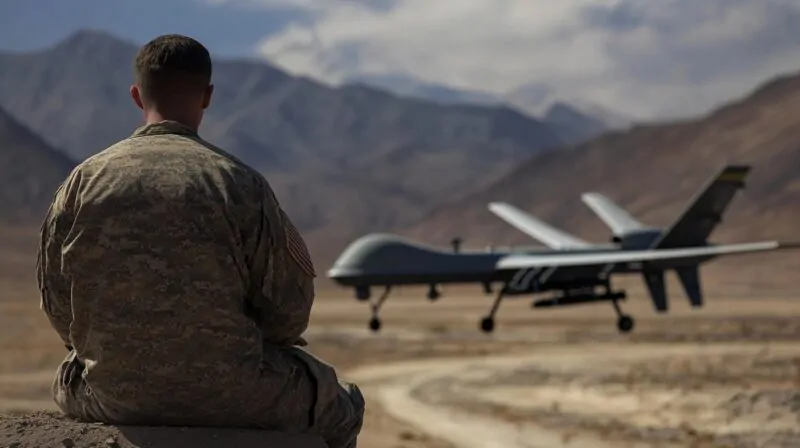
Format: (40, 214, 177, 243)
(479, 316, 495, 333)
(617, 315, 635, 333)
(368, 317, 382, 332)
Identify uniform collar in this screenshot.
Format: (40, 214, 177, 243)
(131, 120, 199, 138)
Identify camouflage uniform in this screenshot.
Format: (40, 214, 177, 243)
(37, 121, 364, 447)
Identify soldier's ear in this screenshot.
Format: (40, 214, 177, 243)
(130, 85, 144, 110)
(202, 84, 214, 109)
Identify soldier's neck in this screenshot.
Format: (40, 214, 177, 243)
(144, 109, 201, 133)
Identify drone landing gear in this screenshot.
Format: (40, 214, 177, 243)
(367, 286, 391, 332)
(479, 289, 506, 333)
(532, 289, 635, 334)
(427, 284, 441, 301)
(611, 298, 635, 334)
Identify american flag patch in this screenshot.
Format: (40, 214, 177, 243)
(281, 210, 316, 278)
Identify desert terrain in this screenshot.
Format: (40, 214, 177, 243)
(1, 267, 798, 447)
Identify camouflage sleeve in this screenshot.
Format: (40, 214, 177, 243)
(248, 181, 316, 347)
(37, 176, 77, 349)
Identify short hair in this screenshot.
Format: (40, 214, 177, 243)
(134, 34, 212, 101)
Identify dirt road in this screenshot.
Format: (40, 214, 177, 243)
(348, 342, 800, 448)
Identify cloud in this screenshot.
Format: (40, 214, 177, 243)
(235, 0, 800, 118)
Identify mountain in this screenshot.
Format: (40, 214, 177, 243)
(347, 74, 622, 144)
(0, 105, 75, 224)
(406, 71, 800, 291)
(0, 30, 565, 262)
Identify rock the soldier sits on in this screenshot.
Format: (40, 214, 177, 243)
(36, 34, 364, 448)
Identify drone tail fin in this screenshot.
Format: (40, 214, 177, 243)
(651, 165, 750, 249)
(642, 270, 668, 313)
(676, 266, 703, 307)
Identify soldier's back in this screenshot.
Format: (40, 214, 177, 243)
(61, 122, 267, 420)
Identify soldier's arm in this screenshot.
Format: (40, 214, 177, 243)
(248, 181, 316, 347)
(37, 180, 75, 349)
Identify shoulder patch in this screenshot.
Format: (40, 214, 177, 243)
(280, 210, 316, 278)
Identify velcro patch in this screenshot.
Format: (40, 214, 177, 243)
(281, 210, 316, 278)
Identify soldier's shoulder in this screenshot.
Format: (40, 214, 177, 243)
(192, 137, 253, 171)
(75, 133, 276, 201)
(75, 136, 143, 169)
(192, 136, 273, 190)
(49, 139, 134, 202)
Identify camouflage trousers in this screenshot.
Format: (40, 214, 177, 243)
(53, 348, 365, 448)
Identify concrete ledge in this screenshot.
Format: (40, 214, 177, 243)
(0, 411, 328, 448)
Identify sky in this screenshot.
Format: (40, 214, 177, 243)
(2, 0, 800, 120)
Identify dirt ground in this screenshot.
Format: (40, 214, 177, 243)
(0, 279, 798, 447)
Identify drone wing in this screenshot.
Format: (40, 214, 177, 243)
(488, 202, 592, 249)
(496, 241, 783, 270)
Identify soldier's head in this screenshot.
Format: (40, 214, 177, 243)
(131, 34, 214, 130)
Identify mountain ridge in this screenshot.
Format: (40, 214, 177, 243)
(345, 72, 631, 142)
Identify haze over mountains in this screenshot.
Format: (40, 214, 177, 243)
(1, 29, 798, 284)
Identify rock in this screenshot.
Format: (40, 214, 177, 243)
(0, 411, 328, 448)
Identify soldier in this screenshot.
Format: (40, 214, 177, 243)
(36, 34, 364, 447)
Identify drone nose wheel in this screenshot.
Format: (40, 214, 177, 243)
(616, 315, 634, 333)
(368, 316, 382, 332)
(479, 316, 495, 333)
(610, 298, 635, 334)
(365, 286, 391, 333)
(478, 289, 505, 333)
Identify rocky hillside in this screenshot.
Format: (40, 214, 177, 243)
(0, 106, 75, 281)
(0, 106, 74, 224)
